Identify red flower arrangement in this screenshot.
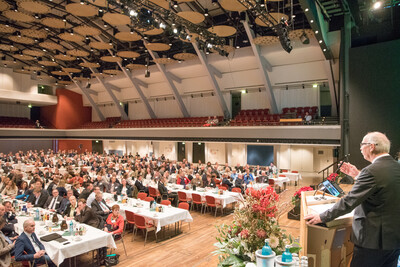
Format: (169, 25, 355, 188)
(292, 186, 314, 205)
(327, 173, 339, 182)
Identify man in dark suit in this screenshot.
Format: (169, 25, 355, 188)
(305, 132, 400, 267)
(158, 177, 178, 206)
(90, 192, 111, 221)
(43, 189, 64, 213)
(58, 190, 74, 214)
(74, 199, 100, 228)
(221, 174, 233, 191)
(135, 175, 148, 194)
(26, 180, 49, 208)
(78, 183, 93, 200)
(14, 219, 56, 267)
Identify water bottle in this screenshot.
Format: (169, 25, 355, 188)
(262, 239, 273, 255)
(69, 221, 74, 235)
(281, 245, 292, 263)
(35, 208, 39, 221)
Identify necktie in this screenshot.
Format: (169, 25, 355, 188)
(50, 197, 56, 210)
(99, 201, 109, 212)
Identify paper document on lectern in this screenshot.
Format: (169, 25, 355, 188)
(308, 203, 354, 228)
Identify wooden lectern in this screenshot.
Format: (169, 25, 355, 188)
(300, 191, 354, 267)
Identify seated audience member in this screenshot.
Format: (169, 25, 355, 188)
(203, 116, 212, 127)
(44, 189, 64, 213)
(210, 115, 219, 126)
(16, 181, 29, 200)
(3, 201, 17, 224)
(0, 217, 15, 265)
(221, 174, 233, 191)
(72, 182, 81, 199)
(87, 186, 101, 207)
(254, 165, 262, 176)
(235, 174, 245, 193)
(35, 120, 41, 128)
(269, 162, 277, 174)
(74, 199, 100, 228)
(26, 180, 49, 208)
(14, 219, 56, 267)
(104, 205, 124, 238)
(190, 173, 203, 188)
(177, 169, 190, 186)
(243, 169, 254, 185)
(304, 112, 312, 125)
(202, 174, 216, 188)
(93, 175, 108, 192)
(46, 177, 59, 196)
(91, 192, 111, 221)
(56, 180, 67, 197)
(0, 205, 17, 239)
(158, 177, 178, 206)
(106, 176, 120, 195)
(58, 190, 73, 214)
(79, 183, 93, 200)
(135, 175, 148, 194)
(258, 171, 269, 183)
(230, 169, 238, 183)
(1, 180, 18, 198)
(63, 196, 77, 219)
(117, 178, 132, 197)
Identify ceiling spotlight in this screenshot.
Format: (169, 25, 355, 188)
(315, 30, 319, 34)
(212, 0, 218, 5)
(172, 1, 178, 8)
(80, 0, 85, 4)
(323, 48, 327, 52)
(173, 28, 178, 34)
(300, 31, 310, 44)
(310, 20, 314, 23)
(319, 40, 323, 43)
(62, 15, 67, 22)
(104, 22, 108, 28)
(236, 45, 240, 49)
(241, 90, 246, 94)
(313, 84, 318, 88)
(204, 8, 209, 17)
(159, 22, 166, 29)
(206, 43, 213, 49)
(129, 9, 138, 17)
(305, 8, 309, 12)
(145, 69, 150, 78)
(373, 1, 382, 9)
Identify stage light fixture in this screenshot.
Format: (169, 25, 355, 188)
(204, 8, 209, 16)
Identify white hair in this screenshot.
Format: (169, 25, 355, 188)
(364, 132, 391, 154)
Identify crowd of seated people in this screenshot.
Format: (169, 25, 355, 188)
(0, 149, 283, 265)
(115, 116, 223, 128)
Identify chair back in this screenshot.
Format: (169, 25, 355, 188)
(125, 210, 135, 224)
(281, 169, 288, 173)
(278, 174, 285, 177)
(205, 195, 215, 205)
(177, 191, 187, 202)
(268, 179, 275, 186)
(137, 192, 147, 200)
(178, 202, 189, 210)
(133, 214, 146, 228)
(144, 196, 154, 202)
(192, 193, 202, 202)
(218, 185, 227, 191)
(232, 188, 242, 193)
(215, 179, 221, 185)
(292, 170, 298, 173)
(160, 200, 171, 206)
(149, 187, 157, 197)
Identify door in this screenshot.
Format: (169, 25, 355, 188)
(92, 140, 103, 154)
(177, 142, 186, 161)
(231, 92, 241, 119)
(193, 142, 205, 163)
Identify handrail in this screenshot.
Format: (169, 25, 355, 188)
(318, 154, 350, 182)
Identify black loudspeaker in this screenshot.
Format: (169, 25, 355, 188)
(333, 148, 339, 158)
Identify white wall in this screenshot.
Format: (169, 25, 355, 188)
(205, 143, 226, 164)
(230, 143, 246, 166)
(103, 140, 127, 154)
(92, 104, 121, 121)
(0, 68, 37, 93)
(156, 141, 177, 161)
(0, 103, 31, 118)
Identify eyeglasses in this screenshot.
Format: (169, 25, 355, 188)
(360, 143, 377, 148)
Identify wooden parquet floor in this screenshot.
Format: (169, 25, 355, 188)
(60, 176, 351, 267)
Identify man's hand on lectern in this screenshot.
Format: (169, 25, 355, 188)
(304, 213, 322, 225)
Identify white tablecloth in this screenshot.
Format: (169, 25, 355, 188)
(270, 177, 290, 187)
(14, 211, 116, 266)
(104, 194, 193, 233)
(283, 172, 302, 183)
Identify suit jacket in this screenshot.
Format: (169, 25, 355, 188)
(44, 195, 64, 211)
(74, 206, 99, 228)
(106, 183, 120, 194)
(158, 182, 168, 196)
(91, 199, 111, 218)
(135, 180, 146, 192)
(221, 178, 233, 190)
(320, 155, 400, 250)
(27, 190, 49, 208)
(15, 232, 45, 262)
(0, 230, 13, 267)
(63, 203, 77, 218)
(78, 188, 91, 200)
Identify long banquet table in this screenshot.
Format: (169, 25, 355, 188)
(103, 193, 193, 233)
(13, 207, 116, 266)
